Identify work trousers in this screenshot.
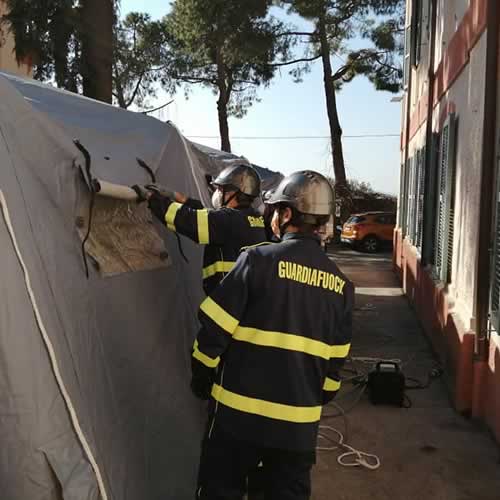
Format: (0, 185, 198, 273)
(196, 427, 315, 500)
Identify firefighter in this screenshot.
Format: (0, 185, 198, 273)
(191, 170, 354, 500)
(133, 164, 266, 295)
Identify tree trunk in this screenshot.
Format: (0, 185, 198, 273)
(215, 45, 231, 153)
(80, 0, 113, 103)
(318, 13, 347, 192)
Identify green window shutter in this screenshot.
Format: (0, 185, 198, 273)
(490, 158, 500, 331)
(402, 158, 411, 237)
(434, 113, 457, 282)
(398, 163, 406, 229)
(411, 154, 420, 244)
(416, 148, 426, 250)
(424, 133, 440, 265)
(407, 157, 416, 240)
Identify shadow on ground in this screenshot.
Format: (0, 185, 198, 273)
(312, 246, 500, 500)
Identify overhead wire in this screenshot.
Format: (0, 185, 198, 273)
(185, 134, 400, 140)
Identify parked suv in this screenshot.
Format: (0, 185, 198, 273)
(341, 212, 396, 253)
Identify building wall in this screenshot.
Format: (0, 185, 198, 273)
(436, 31, 487, 328)
(396, 0, 500, 441)
(0, 1, 32, 77)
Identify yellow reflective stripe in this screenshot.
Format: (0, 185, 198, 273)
(323, 377, 341, 392)
(200, 297, 239, 334)
(164, 202, 182, 231)
(192, 340, 220, 368)
(197, 209, 209, 244)
(202, 261, 236, 279)
(212, 384, 322, 423)
(233, 326, 350, 360)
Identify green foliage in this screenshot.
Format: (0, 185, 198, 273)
(1, 0, 81, 87)
(282, 0, 405, 93)
(0, 1, 165, 107)
(113, 13, 169, 109)
(164, 0, 293, 118)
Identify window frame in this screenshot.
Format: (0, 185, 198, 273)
(432, 113, 457, 284)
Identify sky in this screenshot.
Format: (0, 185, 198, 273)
(120, 0, 402, 195)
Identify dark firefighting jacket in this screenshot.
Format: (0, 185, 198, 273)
(148, 195, 267, 295)
(193, 232, 354, 451)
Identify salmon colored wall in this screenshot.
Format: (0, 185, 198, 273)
(405, 0, 488, 145)
(394, 229, 500, 440)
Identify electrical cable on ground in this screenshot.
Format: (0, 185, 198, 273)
(316, 354, 443, 470)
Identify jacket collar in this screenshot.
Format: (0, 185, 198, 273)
(282, 232, 321, 244)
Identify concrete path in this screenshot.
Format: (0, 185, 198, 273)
(312, 247, 500, 500)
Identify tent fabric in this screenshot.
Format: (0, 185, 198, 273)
(190, 141, 283, 192)
(0, 71, 281, 500)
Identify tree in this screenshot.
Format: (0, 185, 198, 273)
(331, 178, 397, 221)
(113, 13, 169, 109)
(0, 1, 160, 106)
(278, 0, 404, 193)
(164, 0, 292, 152)
(80, 0, 114, 102)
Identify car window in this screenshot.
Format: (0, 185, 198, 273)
(349, 216, 366, 224)
(375, 214, 396, 224)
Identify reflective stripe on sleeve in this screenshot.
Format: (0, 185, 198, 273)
(323, 377, 341, 392)
(197, 209, 210, 244)
(199, 297, 239, 334)
(202, 261, 236, 279)
(192, 340, 220, 368)
(212, 384, 322, 423)
(164, 202, 182, 232)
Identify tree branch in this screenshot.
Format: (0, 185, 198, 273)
(274, 31, 316, 37)
(373, 54, 400, 73)
(332, 64, 353, 81)
(174, 75, 216, 84)
(270, 54, 321, 67)
(125, 72, 144, 108)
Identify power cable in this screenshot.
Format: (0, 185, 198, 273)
(185, 134, 400, 140)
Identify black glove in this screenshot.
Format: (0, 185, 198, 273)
(131, 185, 152, 203)
(191, 357, 216, 400)
(144, 183, 176, 200)
(147, 191, 172, 222)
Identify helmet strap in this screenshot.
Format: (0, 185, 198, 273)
(222, 186, 239, 208)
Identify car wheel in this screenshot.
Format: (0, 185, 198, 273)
(362, 236, 379, 253)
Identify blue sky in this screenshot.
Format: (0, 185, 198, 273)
(121, 0, 402, 195)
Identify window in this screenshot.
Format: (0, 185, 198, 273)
(403, 23, 412, 88)
(398, 163, 408, 231)
(400, 148, 425, 250)
(421, 133, 440, 265)
(348, 216, 366, 224)
(412, 0, 422, 66)
(432, 114, 457, 283)
(415, 148, 426, 251)
(376, 214, 396, 225)
(490, 157, 500, 331)
(406, 156, 418, 242)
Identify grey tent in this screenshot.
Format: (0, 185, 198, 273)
(0, 71, 281, 500)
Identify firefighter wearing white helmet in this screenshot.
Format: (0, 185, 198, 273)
(134, 164, 266, 295)
(192, 170, 354, 499)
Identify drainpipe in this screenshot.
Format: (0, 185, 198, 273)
(421, 0, 438, 266)
(475, 0, 500, 360)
